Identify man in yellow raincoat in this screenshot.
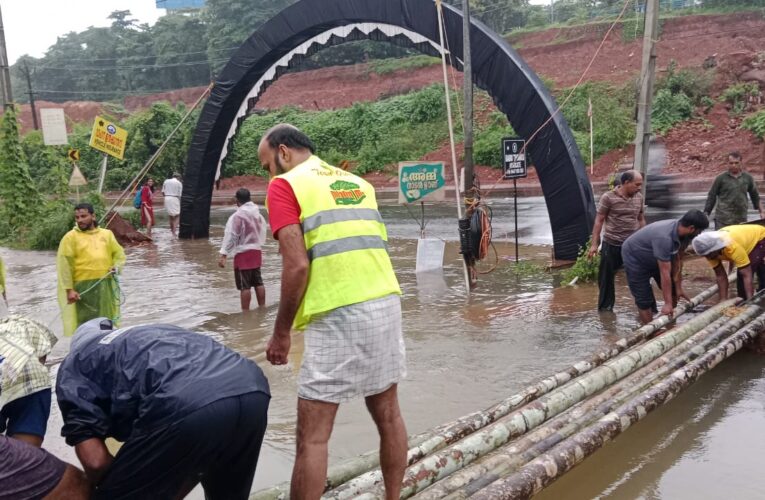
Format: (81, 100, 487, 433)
(57, 203, 125, 336)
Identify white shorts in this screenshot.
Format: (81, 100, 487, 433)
(164, 196, 181, 217)
(298, 294, 407, 404)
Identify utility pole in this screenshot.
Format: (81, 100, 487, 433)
(0, 5, 13, 108)
(22, 61, 38, 130)
(633, 0, 660, 198)
(550, 0, 555, 24)
(462, 0, 474, 203)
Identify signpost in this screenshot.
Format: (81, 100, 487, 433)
(398, 162, 447, 273)
(89, 116, 128, 195)
(502, 138, 527, 262)
(88, 116, 127, 160)
(40, 108, 68, 145)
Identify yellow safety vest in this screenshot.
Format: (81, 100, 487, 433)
(273, 156, 400, 329)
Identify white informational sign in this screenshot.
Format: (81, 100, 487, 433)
(40, 108, 69, 146)
(415, 238, 445, 273)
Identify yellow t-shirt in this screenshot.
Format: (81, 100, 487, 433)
(707, 224, 765, 269)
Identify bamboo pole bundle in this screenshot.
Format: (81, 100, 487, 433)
(417, 304, 761, 499)
(252, 280, 729, 500)
(323, 299, 737, 499)
(469, 311, 765, 500)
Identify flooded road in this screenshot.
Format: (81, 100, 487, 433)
(2, 198, 764, 498)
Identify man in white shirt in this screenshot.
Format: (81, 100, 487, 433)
(161, 173, 183, 237)
(218, 188, 268, 310)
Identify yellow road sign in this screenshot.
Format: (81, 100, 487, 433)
(67, 148, 80, 162)
(89, 116, 128, 160)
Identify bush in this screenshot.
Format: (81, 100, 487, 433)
(720, 82, 760, 115)
(122, 209, 143, 230)
(27, 193, 106, 251)
(742, 110, 765, 139)
(561, 241, 600, 284)
(652, 88, 694, 134)
(28, 201, 75, 250)
(656, 61, 713, 105)
(474, 114, 517, 168)
(224, 85, 453, 176)
(559, 82, 635, 159)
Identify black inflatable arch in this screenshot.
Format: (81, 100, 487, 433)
(180, 0, 595, 260)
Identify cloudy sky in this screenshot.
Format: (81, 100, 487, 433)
(3, 0, 164, 64)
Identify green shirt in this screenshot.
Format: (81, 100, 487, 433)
(704, 171, 760, 227)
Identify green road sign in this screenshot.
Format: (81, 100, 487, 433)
(398, 162, 446, 204)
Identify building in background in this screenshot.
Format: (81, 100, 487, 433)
(156, 0, 206, 10)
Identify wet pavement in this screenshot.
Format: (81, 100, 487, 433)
(2, 196, 764, 498)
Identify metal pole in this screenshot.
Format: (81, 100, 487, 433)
(514, 178, 519, 262)
(462, 0, 474, 204)
(0, 6, 13, 108)
(23, 62, 38, 130)
(633, 0, 660, 199)
(97, 153, 108, 194)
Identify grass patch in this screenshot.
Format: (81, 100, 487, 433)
(366, 55, 440, 75)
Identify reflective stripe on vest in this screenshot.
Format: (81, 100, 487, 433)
(302, 207, 383, 233)
(307, 235, 388, 261)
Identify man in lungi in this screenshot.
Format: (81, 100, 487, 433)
(162, 172, 183, 237)
(692, 224, 765, 301)
(261, 124, 408, 500)
(56, 203, 126, 336)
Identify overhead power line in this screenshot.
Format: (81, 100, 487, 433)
(29, 57, 229, 72)
(28, 44, 239, 64)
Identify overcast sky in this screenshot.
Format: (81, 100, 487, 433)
(2, 1, 164, 64)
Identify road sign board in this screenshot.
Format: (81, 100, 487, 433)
(398, 162, 446, 204)
(502, 138, 527, 180)
(89, 116, 128, 160)
(68, 165, 88, 187)
(40, 108, 68, 145)
(67, 149, 80, 162)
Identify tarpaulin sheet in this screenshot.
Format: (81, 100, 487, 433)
(180, 0, 595, 260)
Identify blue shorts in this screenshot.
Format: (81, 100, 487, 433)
(0, 389, 52, 438)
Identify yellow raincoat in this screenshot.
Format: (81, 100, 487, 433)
(0, 255, 6, 297)
(57, 226, 126, 336)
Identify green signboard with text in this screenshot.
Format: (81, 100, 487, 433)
(398, 162, 446, 204)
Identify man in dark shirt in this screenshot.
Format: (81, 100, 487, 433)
(56, 318, 271, 500)
(704, 151, 763, 229)
(622, 210, 708, 324)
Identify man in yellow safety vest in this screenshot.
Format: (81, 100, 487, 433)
(260, 124, 407, 499)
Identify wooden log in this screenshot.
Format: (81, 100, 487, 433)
(469, 311, 765, 500)
(324, 299, 738, 500)
(253, 280, 731, 500)
(421, 304, 760, 499)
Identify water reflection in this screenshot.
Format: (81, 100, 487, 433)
(0, 201, 760, 498)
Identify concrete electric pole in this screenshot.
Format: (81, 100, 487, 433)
(633, 0, 660, 198)
(462, 0, 474, 202)
(0, 6, 13, 108)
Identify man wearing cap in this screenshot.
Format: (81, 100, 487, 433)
(622, 210, 709, 324)
(56, 318, 270, 499)
(692, 224, 765, 301)
(162, 172, 183, 237)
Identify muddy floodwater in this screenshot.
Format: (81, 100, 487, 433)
(3, 198, 765, 498)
